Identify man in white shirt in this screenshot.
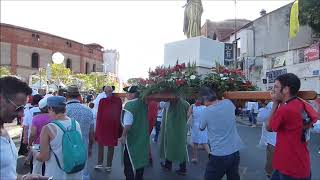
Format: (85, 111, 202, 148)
(0, 76, 48, 180)
(257, 101, 277, 178)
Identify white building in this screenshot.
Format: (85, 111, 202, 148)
(103, 49, 120, 78)
(220, 3, 320, 93)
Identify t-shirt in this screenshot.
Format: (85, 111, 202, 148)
(0, 135, 18, 180)
(23, 107, 41, 139)
(32, 113, 51, 144)
(200, 99, 244, 156)
(269, 98, 318, 178)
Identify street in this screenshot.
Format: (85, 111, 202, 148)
(16, 123, 320, 180)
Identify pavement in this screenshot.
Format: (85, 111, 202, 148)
(9, 118, 320, 180)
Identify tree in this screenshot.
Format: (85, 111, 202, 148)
(127, 78, 144, 85)
(50, 64, 72, 85)
(0, 66, 11, 77)
(299, 0, 320, 33)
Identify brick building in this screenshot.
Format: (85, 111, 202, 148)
(0, 23, 104, 82)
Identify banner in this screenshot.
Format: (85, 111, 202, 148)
(304, 42, 320, 62)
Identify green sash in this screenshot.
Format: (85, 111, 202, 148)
(159, 99, 189, 163)
(121, 99, 149, 170)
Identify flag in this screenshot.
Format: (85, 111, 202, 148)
(289, 0, 300, 39)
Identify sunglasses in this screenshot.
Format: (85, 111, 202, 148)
(6, 98, 25, 112)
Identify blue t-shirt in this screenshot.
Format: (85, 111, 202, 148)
(200, 99, 244, 156)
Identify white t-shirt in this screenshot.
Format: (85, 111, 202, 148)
(0, 135, 18, 180)
(257, 102, 277, 146)
(123, 98, 138, 126)
(23, 107, 41, 139)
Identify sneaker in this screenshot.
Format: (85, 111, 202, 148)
(175, 169, 187, 176)
(105, 166, 112, 172)
(94, 164, 104, 170)
(251, 124, 257, 128)
(160, 162, 172, 171)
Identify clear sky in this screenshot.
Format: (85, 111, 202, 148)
(1, 0, 291, 81)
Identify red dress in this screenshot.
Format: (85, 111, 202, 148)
(95, 95, 122, 146)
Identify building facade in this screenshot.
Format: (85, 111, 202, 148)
(0, 23, 104, 82)
(219, 3, 320, 93)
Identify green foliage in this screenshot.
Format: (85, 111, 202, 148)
(201, 64, 256, 99)
(0, 66, 11, 77)
(299, 0, 320, 33)
(50, 64, 72, 85)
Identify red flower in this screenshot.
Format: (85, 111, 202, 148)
(175, 79, 185, 86)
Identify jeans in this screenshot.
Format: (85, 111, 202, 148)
(124, 147, 144, 180)
(154, 121, 161, 143)
(248, 112, 257, 125)
(271, 170, 311, 180)
(204, 151, 240, 180)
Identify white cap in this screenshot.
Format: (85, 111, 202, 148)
(39, 98, 48, 109)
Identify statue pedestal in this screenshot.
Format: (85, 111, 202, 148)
(164, 36, 224, 74)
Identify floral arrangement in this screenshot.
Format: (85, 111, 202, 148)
(201, 64, 256, 99)
(138, 62, 201, 99)
(136, 62, 256, 100)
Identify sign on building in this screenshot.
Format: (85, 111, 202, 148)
(224, 43, 233, 60)
(272, 55, 286, 68)
(266, 68, 287, 84)
(304, 42, 320, 62)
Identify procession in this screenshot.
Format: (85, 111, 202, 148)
(1, 0, 320, 180)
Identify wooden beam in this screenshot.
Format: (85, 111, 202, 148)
(114, 91, 318, 101)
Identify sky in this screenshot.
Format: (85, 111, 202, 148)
(1, 0, 292, 81)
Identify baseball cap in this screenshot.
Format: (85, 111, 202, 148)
(38, 98, 47, 109)
(47, 96, 67, 108)
(123, 86, 138, 93)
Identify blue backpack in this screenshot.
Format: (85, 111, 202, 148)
(51, 119, 86, 174)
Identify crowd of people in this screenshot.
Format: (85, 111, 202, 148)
(0, 73, 319, 180)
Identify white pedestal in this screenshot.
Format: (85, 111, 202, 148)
(164, 36, 224, 74)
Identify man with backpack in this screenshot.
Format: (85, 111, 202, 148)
(36, 96, 86, 179)
(266, 73, 318, 180)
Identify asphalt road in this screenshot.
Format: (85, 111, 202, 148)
(16, 124, 320, 180)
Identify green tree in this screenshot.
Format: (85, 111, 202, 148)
(299, 0, 320, 33)
(0, 66, 11, 77)
(50, 64, 72, 85)
(127, 78, 144, 85)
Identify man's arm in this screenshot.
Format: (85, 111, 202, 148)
(36, 126, 51, 162)
(199, 112, 207, 131)
(119, 110, 133, 144)
(28, 126, 37, 146)
(265, 102, 280, 132)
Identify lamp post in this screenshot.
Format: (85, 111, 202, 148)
(51, 52, 65, 90)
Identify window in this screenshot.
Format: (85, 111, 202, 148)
(66, 41, 72, 48)
(92, 64, 96, 72)
(66, 58, 72, 70)
(85, 62, 89, 74)
(88, 49, 93, 53)
(31, 52, 39, 68)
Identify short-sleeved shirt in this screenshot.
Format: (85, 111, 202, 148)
(200, 99, 244, 156)
(23, 106, 41, 139)
(66, 100, 94, 142)
(0, 135, 17, 180)
(32, 113, 51, 144)
(269, 98, 318, 178)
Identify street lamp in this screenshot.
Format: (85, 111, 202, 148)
(50, 52, 65, 91)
